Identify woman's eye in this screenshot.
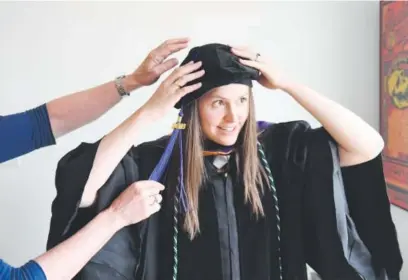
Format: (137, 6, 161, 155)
(213, 100, 224, 107)
(240, 97, 248, 103)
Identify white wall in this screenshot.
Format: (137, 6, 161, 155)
(0, 1, 405, 278)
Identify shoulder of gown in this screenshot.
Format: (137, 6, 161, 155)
(46, 134, 170, 250)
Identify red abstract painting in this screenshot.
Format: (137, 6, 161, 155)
(380, 1, 408, 210)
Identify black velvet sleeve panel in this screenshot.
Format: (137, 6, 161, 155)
(258, 121, 340, 279)
(301, 127, 364, 280)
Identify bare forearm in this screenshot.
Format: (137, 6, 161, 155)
(78, 45, 199, 206)
(46, 76, 140, 138)
(34, 209, 123, 280)
(80, 107, 155, 206)
(281, 82, 384, 164)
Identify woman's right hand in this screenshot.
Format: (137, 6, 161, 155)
(141, 60, 205, 120)
(108, 180, 165, 228)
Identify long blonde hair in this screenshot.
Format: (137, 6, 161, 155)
(168, 91, 268, 240)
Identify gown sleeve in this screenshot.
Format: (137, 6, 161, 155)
(300, 124, 402, 279)
(301, 126, 365, 279)
(341, 154, 403, 279)
(259, 120, 400, 279)
(46, 139, 145, 279)
(46, 140, 101, 250)
(259, 121, 361, 278)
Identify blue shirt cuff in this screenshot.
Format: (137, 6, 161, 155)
(28, 104, 56, 149)
(0, 259, 47, 279)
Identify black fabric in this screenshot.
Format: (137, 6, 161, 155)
(46, 140, 100, 250)
(301, 129, 365, 279)
(46, 121, 402, 280)
(174, 43, 260, 109)
(342, 154, 403, 279)
(210, 166, 239, 280)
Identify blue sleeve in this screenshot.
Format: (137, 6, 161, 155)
(0, 104, 56, 163)
(0, 259, 47, 279)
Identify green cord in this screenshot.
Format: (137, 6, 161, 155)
(257, 141, 283, 280)
(172, 195, 179, 280)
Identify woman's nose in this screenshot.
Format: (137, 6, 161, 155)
(224, 106, 239, 122)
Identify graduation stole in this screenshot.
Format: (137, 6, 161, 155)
(203, 140, 235, 157)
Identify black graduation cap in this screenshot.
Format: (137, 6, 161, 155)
(174, 43, 260, 109)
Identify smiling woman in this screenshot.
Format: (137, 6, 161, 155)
(198, 84, 251, 146)
(46, 43, 402, 280)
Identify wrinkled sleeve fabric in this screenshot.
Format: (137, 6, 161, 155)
(301, 127, 365, 279)
(341, 154, 403, 279)
(259, 121, 350, 278)
(301, 126, 402, 279)
(46, 140, 101, 250)
(0, 104, 56, 163)
(260, 120, 365, 278)
(0, 259, 47, 280)
(46, 140, 145, 279)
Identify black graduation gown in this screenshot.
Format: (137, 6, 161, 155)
(46, 121, 402, 280)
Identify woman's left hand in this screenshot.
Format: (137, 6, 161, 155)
(230, 46, 288, 90)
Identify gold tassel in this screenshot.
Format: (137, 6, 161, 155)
(172, 114, 186, 130)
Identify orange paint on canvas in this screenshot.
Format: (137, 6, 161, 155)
(380, 1, 408, 210)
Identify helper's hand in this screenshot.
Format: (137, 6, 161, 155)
(108, 180, 165, 227)
(129, 38, 190, 88)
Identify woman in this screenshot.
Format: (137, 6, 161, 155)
(47, 43, 402, 279)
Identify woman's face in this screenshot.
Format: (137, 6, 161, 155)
(198, 83, 250, 146)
